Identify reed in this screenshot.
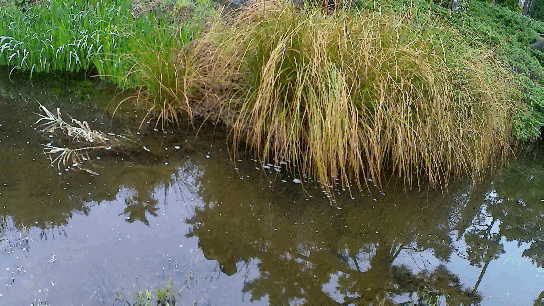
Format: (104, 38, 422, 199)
(0, 0, 206, 88)
(196, 0, 520, 189)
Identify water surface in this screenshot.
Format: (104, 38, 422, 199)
(0, 69, 542, 305)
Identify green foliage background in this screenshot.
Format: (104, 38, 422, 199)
(529, 0, 544, 21)
(450, 0, 543, 140)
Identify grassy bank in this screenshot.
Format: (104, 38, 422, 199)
(348, 0, 543, 141)
(449, 0, 543, 141)
(0, 0, 213, 119)
(1, 0, 540, 189)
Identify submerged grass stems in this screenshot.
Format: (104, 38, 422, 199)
(195, 1, 520, 190)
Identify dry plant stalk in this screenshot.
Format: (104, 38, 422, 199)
(35, 104, 129, 174)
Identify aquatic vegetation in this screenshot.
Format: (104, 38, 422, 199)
(134, 280, 177, 306)
(193, 0, 520, 189)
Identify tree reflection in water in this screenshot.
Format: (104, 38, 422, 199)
(187, 150, 542, 305)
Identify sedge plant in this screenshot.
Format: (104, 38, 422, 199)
(192, 0, 521, 190)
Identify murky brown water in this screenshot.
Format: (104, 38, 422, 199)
(0, 68, 542, 305)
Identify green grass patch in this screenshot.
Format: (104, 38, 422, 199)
(134, 281, 177, 306)
(349, 0, 543, 141)
(0, 0, 213, 120)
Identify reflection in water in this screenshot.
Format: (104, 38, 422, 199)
(0, 69, 542, 305)
(188, 160, 476, 304)
(187, 148, 542, 305)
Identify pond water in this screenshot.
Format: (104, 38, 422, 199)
(0, 69, 542, 305)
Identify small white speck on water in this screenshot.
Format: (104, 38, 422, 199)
(179, 245, 183, 248)
(164, 162, 169, 165)
(174, 146, 180, 150)
(293, 179, 302, 184)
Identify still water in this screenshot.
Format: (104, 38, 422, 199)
(0, 69, 542, 305)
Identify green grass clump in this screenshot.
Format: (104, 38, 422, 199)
(195, 0, 521, 189)
(0, 0, 213, 121)
(353, 0, 543, 141)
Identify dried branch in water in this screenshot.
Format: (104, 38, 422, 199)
(35, 104, 134, 174)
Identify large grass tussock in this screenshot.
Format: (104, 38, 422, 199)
(194, 0, 519, 189)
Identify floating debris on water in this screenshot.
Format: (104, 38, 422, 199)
(293, 179, 302, 184)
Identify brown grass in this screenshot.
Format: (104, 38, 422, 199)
(134, 0, 520, 191)
(193, 0, 519, 190)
